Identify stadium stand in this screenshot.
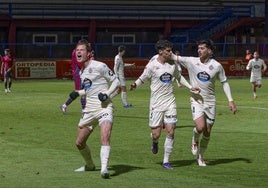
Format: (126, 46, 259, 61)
(0, 1, 267, 79)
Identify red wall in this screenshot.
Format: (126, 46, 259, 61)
(55, 58, 268, 79)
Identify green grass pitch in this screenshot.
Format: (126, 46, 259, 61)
(0, 78, 267, 188)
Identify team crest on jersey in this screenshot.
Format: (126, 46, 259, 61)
(253, 64, 260, 69)
(160, 72, 172, 83)
(108, 70, 114, 76)
(197, 71, 210, 82)
(209, 65, 214, 70)
(82, 78, 92, 90)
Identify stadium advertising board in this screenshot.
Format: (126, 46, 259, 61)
(18, 58, 267, 79)
(15, 60, 56, 79)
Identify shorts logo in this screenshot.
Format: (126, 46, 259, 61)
(165, 115, 177, 118)
(82, 78, 92, 90)
(197, 71, 210, 82)
(99, 113, 109, 119)
(160, 72, 172, 83)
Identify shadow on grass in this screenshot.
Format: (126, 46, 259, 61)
(207, 157, 252, 165)
(170, 157, 252, 167)
(168, 159, 196, 167)
(110, 164, 145, 177)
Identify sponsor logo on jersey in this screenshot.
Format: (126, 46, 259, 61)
(197, 71, 210, 82)
(253, 64, 260, 69)
(160, 72, 172, 83)
(82, 78, 92, 90)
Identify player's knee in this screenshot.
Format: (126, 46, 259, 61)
(151, 131, 161, 140)
(165, 124, 175, 136)
(75, 140, 86, 149)
(117, 87, 122, 93)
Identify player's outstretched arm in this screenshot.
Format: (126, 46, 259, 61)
(222, 82, 237, 114)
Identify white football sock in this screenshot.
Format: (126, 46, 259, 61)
(79, 145, 94, 169)
(100, 145, 111, 172)
(199, 135, 210, 158)
(163, 136, 174, 163)
(121, 91, 128, 105)
(192, 127, 201, 144)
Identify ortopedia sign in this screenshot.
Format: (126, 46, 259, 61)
(15, 61, 56, 78)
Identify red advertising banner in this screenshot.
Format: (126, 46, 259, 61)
(12, 58, 267, 79)
(55, 60, 73, 79)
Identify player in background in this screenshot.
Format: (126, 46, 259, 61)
(70, 39, 120, 179)
(110, 45, 135, 108)
(246, 51, 267, 99)
(130, 40, 200, 170)
(171, 39, 237, 166)
(60, 48, 87, 114)
(245, 49, 253, 61)
(0, 54, 2, 81)
(0, 49, 14, 93)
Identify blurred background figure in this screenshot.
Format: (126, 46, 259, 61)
(245, 49, 253, 61)
(0, 49, 14, 93)
(246, 51, 267, 99)
(111, 45, 135, 108)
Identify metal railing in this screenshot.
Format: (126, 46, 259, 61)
(1, 42, 267, 60)
(0, 3, 253, 20)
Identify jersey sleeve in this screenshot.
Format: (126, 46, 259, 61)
(113, 56, 120, 74)
(138, 62, 152, 82)
(171, 55, 193, 69)
(173, 63, 181, 81)
(218, 64, 227, 83)
(262, 60, 267, 71)
(102, 63, 117, 82)
(246, 60, 252, 70)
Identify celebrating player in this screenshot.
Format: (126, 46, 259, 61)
(70, 39, 120, 179)
(130, 39, 199, 170)
(172, 39, 237, 166)
(60, 48, 88, 114)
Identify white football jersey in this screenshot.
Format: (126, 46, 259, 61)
(176, 56, 227, 104)
(114, 54, 125, 78)
(139, 55, 181, 111)
(246, 58, 267, 79)
(80, 60, 117, 112)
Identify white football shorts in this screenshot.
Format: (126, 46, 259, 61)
(250, 76, 262, 85)
(190, 98, 215, 126)
(118, 75, 126, 87)
(149, 108, 177, 128)
(78, 106, 114, 129)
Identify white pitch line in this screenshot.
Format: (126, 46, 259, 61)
(127, 99, 268, 111)
(217, 104, 268, 111)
